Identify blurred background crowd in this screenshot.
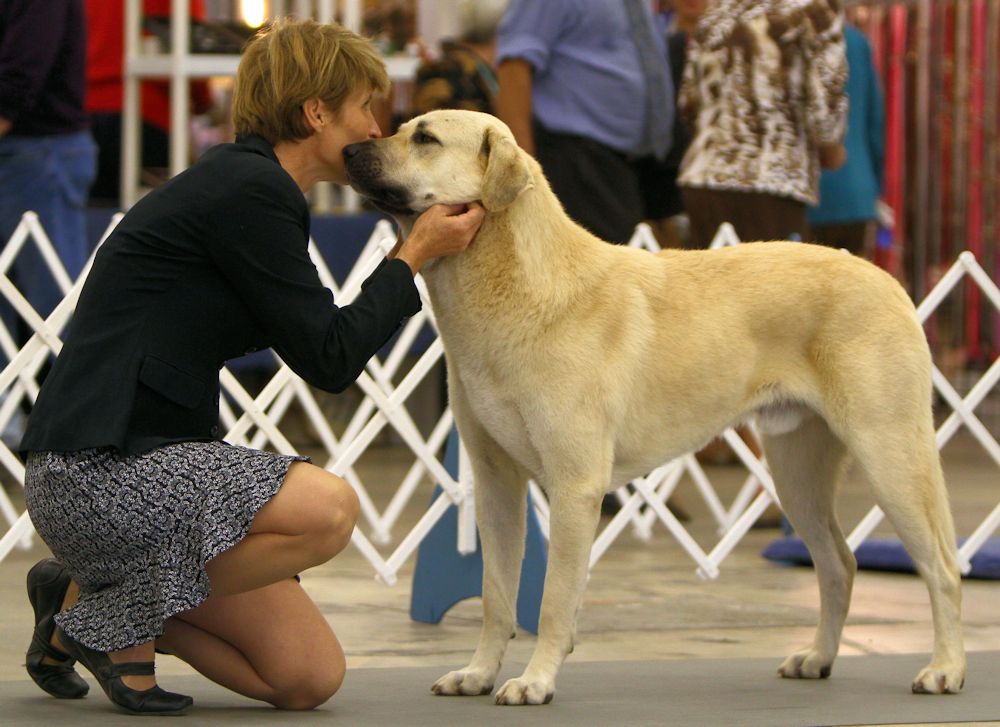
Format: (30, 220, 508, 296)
(2, 0, 999, 428)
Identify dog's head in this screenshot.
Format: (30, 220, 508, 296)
(343, 110, 534, 218)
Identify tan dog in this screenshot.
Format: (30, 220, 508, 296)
(344, 110, 966, 704)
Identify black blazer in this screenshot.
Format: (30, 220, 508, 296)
(20, 135, 421, 456)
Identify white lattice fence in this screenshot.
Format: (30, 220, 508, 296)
(0, 212, 124, 557)
(1, 214, 997, 587)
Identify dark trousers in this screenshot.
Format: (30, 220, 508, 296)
(682, 187, 811, 248)
(533, 121, 646, 244)
(89, 113, 170, 207)
(811, 221, 870, 256)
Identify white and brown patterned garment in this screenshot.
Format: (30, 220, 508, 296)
(677, 0, 848, 205)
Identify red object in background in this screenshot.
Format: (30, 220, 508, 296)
(937, 1, 954, 267)
(875, 5, 906, 278)
(859, 2, 998, 360)
(85, 0, 212, 131)
(966, 0, 987, 362)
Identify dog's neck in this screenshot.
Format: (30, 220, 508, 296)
(408, 161, 608, 325)
(487, 161, 607, 291)
(393, 217, 415, 240)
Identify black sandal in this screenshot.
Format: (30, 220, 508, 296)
(59, 629, 194, 716)
(24, 558, 89, 699)
(56, 628, 193, 716)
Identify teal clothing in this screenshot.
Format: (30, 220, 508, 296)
(808, 25, 884, 225)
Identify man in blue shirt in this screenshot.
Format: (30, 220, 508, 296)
(495, 0, 674, 244)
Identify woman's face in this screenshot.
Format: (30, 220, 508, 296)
(316, 87, 381, 184)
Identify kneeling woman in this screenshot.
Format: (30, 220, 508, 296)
(20, 18, 483, 716)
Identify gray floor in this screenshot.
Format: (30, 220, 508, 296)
(2, 652, 1000, 726)
(2, 430, 999, 725)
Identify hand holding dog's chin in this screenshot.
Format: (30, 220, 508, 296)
(394, 202, 485, 274)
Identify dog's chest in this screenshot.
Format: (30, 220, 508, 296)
(425, 270, 548, 472)
(457, 365, 543, 473)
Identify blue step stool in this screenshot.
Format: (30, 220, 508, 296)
(410, 427, 548, 633)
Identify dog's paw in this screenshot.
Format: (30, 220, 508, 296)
(494, 675, 554, 705)
(912, 663, 965, 694)
(777, 649, 834, 680)
(431, 668, 494, 696)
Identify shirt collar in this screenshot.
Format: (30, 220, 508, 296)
(235, 133, 280, 165)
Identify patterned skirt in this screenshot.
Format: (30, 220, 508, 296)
(24, 441, 308, 651)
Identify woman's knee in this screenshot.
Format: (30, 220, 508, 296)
(270, 658, 346, 710)
(268, 463, 359, 560)
(308, 470, 360, 560)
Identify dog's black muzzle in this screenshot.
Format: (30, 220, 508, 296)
(343, 142, 414, 216)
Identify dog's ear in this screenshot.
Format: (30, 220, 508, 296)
(480, 128, 533, 212)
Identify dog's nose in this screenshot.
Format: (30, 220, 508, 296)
(343, 143, 366, 159)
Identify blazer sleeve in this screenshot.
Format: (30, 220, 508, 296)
(206, 173, 421, 393)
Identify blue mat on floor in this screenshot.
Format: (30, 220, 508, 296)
(762, 536, 1000, 579)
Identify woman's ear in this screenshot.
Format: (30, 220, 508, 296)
(302, 98, 325, 133)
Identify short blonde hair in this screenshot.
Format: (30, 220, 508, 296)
(232, 18, 390, 144)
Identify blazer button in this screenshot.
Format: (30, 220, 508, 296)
(210, 425, 219, 437)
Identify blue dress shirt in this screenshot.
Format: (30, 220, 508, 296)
(496, 0, 673, 157)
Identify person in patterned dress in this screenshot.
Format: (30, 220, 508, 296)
(19, 19, 483, 716)
(678, 0, 848, 247)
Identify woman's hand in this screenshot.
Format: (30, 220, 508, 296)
(394, 203, 486, 274)
(818, 143, 846, 171)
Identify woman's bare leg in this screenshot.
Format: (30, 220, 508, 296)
(47, 461, 356, 696)
(205, 462, 360, 595)
(41, 579, 79, 666)
(157, 579, 345, 709)
(156, 462, 355, 706)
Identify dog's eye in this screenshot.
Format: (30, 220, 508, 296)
(412, 130, 440, 145)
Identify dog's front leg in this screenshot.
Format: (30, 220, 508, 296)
(431, 449, 528, 697)
(495, 487, 603, 705)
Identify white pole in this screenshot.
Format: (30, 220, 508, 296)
(169, 1, 191, 177)
(122, 0, 143, 207)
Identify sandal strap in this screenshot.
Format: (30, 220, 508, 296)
(31, 626, 73, 663)
(30, 659, 79, 676)
(56, 627, 156, 681)
(108, 661, 156, 678)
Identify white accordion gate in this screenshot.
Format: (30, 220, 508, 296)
(1, 214, 998, 587)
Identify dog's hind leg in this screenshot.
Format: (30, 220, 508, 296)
(849, 424, 966, 694)
(431, 411, 530, 697)
(762, 413, 856, 681)
(494, 463, 609, 705)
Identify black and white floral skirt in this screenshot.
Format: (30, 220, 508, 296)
(24, 441, 308, 651)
